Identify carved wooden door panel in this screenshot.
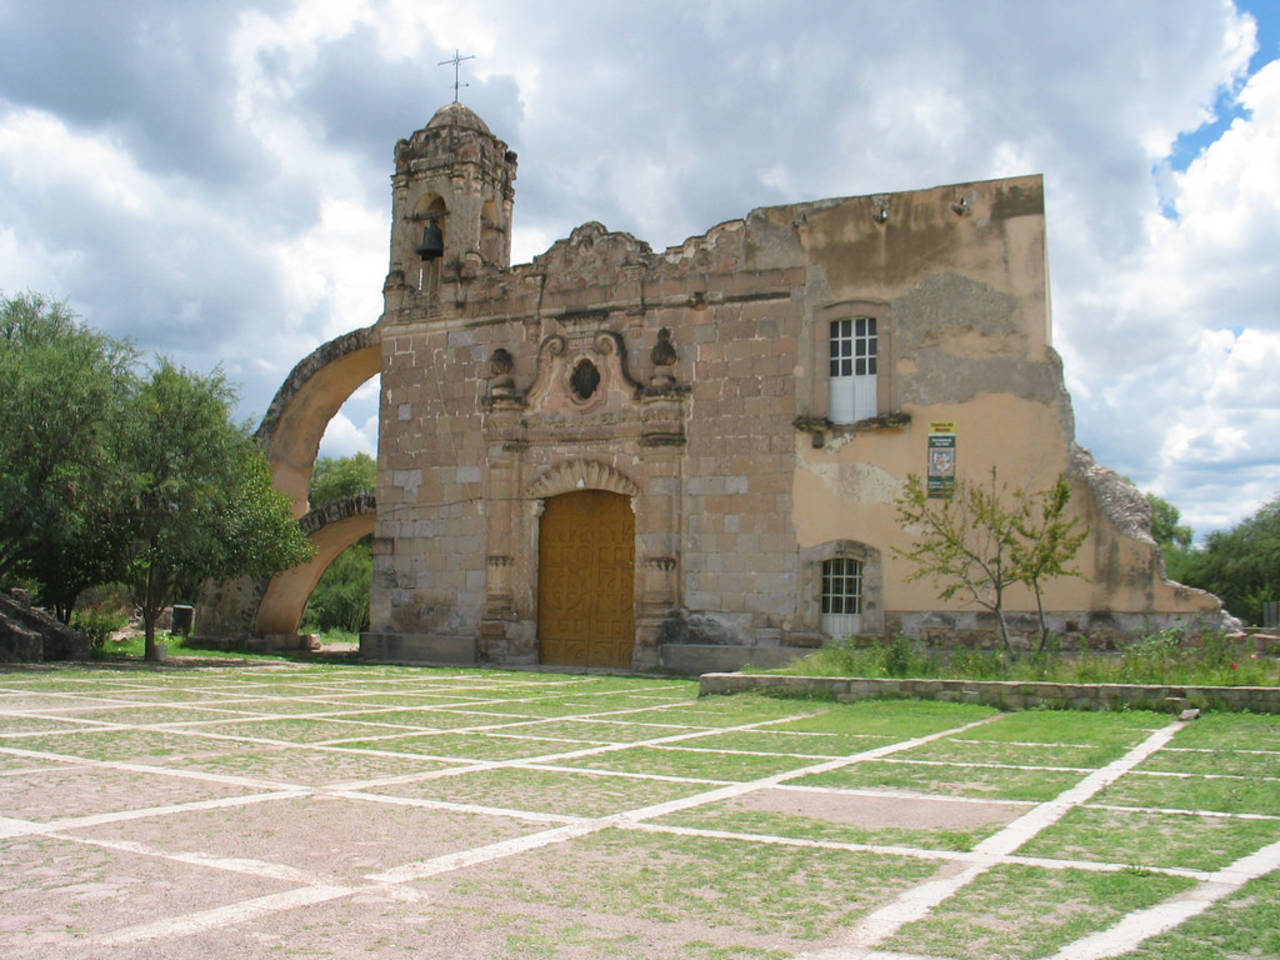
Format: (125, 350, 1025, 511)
(538, 491, 635, 667)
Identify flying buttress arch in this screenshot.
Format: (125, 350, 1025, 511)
(255, 495, 376, 636)
(255, 324, 382, 518)
(193, 325, 383, 644)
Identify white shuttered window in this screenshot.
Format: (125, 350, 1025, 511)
(829, 317, 877, 424)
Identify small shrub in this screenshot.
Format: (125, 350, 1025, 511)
(883, 636, 913, 677)
(72, 607, 128, 657)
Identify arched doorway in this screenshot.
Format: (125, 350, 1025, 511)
(537, 490, 635, 667)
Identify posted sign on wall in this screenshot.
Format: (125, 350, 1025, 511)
(927, 421, 956, 498)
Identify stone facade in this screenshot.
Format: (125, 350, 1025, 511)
(358, 102, 1228, 669)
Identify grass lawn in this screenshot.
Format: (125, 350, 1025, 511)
(1, 663, 1277, 959)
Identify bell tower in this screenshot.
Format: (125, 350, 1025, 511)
(387, 102, 518, 301)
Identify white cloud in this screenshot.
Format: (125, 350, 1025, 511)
(0, 0, 1275, 536)
(1057, 53, 1280, 531)
(318, 410, 378, 460)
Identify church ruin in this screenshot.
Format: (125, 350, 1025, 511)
(203, 101, 1227, 670)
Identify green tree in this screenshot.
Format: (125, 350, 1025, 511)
(895, 468, 1023, 654)
(1146, 492, 1193, 551)
(309, 452, 376, 509)
(303, 539, 372, 633)
(1175, 496, 1279, 625)
(117, 362, 314, 659)
(20, 515, 132, 623)
(1011, 476, 1088, 650)
(0, 292, 137, 592)
(1142, 491, 1196, 585)
(895, 468, 1088, 655)
(303, 453, 376, 634)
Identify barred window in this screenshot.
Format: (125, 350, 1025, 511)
(821, 557, 863, 615)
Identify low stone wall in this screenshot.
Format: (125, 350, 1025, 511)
(360, 632, 478, 665)
(699, 672, 1280, 713)
(659, 643, 806, 675)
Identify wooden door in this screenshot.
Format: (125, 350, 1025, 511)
(538, 491, 635, 667)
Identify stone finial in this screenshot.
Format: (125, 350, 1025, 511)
(645, 327, 687, 395)
(648, 328, 678, 390)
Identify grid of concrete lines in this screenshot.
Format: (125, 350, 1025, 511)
(1, 666, 1277, 959)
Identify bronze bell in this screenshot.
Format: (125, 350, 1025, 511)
(416, 220, 443, 261)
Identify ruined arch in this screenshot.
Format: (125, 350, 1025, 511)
(196, 327, 382, 644)
(255, 495, 376, 636)
(255, 325, 381, 517)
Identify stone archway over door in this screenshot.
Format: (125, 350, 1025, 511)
(538, 491, 635, 667)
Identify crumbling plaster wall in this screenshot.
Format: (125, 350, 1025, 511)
(788, 174, 1222, 633)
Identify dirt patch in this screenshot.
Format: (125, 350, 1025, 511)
(375, 766, 709, 817)
(62, 794, 553, 884)
(0, 765, 268, 820)
(176, 746, 461, 787)
(0, 834, 290, 959)
(730, 788, 1023, 831)
(0, 692, 127, 711)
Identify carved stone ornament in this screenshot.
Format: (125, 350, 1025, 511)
(488, 347, 519, 399)
(521, 331, 637, 415)
(569, 358, 601, 400)
(489, 347, 514, 377)
(647, 326, 681, 391)
(651, 327, 677, 367)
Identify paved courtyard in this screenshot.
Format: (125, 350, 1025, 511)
(1, 663, 1277, 960)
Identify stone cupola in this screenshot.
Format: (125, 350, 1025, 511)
(388, 102, 518, 293)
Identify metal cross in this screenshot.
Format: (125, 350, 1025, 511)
(438, 49, 476, 103)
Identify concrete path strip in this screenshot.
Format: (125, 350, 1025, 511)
(87, 885, 356, 946)
(791, 718, 1189, 960)
(1043, 838, 1280, 960)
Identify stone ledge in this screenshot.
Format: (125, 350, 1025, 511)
(661, 644, 806, 675)
(698, 672, 1280, 714)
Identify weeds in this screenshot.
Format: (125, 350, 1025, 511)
(773, 630, 1279, 687)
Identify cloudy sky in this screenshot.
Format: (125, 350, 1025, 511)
(1, 0, 1276, 537)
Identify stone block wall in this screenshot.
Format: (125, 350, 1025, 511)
(699, 671, 1280, 714)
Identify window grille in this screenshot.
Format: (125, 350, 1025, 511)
(821, 557, 863, 615)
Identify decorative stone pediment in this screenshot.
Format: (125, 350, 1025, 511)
(522, 330, 641, 416)
(527, 459, 640, 499)
(533, 221, 653, 276)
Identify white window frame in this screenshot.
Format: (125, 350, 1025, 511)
(828, 317, 878, 424)
(821, 556, 863, 638)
